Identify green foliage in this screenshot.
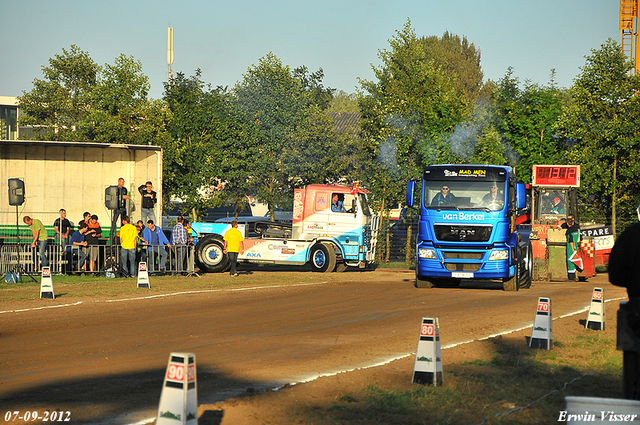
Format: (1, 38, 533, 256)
(326, 91, 359, 113)
(19, 45, 100, 140)
(232, 53, 340, 218)
(492, 67, 567, 183)
(556, 39, 640, 233)
(357, 20, 476, 212)
(162, 70, 252, 219)
(86, 54, 165, 145)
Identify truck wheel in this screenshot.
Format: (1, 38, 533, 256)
(503, 260, 520, 291)
(310, 243, 336, 273)
(416, 275, 435, 288)
(195, 236, 229, 273)
(520, 242, 533, 289)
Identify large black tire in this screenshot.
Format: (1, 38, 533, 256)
(310, 243, 336, 273)
(519, 242, 533, 289)
(503, 257, 520, 291)
(195, 235, 229, 273)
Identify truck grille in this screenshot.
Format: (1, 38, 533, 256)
(434, 225, 492, 242)
(444, 263, 482, 272)
(443, 252, 483, 260)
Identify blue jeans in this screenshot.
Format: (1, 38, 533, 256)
(33, 240, 49, 268)
(141, 208, 156, 225)
(228, 252, 238, 275)
(120, 247, 137, 277)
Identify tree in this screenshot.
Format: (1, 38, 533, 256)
(358, 20, 473, 211)
(19, 45, 100, 140)
(556, 39, 640, 234)
(493, 68, 567, 183)
(419, 31, 484, 105)
(162, 70, 252, 220)
(86, 54, 163, 145)
(232, 53, 337, 219)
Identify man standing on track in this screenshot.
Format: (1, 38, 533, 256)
(223, 220, 244, 277)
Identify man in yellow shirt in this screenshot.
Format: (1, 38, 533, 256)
(223, 220, 244, 276)
(119, 216, 139, 277)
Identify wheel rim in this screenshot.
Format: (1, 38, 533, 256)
(204, 244, 223, 266)
(313, 249, 326, 268)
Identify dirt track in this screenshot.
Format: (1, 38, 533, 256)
(0, 269, 627, 424)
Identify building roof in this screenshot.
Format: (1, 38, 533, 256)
(0, 139, 161, 151)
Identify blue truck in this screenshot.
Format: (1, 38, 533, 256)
(406, 164, 532, 291)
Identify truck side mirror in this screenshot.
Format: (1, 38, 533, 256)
(516, 183, 526, 209)
(406, 180, 415, 207)
(352, 198, 357, 216)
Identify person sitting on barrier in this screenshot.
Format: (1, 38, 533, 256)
(67, 222, 88, 273)
(85, 215, 102, 272)
(79, 211, 91, 228)
(53, 208, 71, 246)
(143, 220, 171, 272)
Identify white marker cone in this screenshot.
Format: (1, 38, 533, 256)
(137, 262, 150, 288)
(529, 297, 552, 350)
(412, 317, 443, 386)
(585, 288, 605, 331)
(40, 267, 55, 299)
(157, 352, 198, 425)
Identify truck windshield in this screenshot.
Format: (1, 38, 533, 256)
(425, 180, 506, 211)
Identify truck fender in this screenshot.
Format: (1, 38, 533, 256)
(314, 238, 344, 259)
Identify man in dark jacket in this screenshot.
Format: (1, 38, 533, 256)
(138, 181, 157, 224)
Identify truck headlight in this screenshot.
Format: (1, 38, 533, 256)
(418, 248, 437, 259)
(489, 249, 509, 261)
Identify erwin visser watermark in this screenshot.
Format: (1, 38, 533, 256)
(558, 410, 639, 422)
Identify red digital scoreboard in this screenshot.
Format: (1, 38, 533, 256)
(532, 165, 580, 187)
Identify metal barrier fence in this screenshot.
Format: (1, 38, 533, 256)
(0, 243, 195, 277)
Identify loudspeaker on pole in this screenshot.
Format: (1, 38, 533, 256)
(585, 288, 605, 331)
(529, 297, 552, 350)
(157, 352, 198, 425)
(105, 186, 119, 210)
(40, 267, 55, 299)
(8, 178, 25, 206)
(412, 317, 443, 386)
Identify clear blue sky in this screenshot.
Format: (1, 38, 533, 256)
(1, 0, 620, 100)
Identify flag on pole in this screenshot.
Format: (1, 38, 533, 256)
(569, 250, 584, 272)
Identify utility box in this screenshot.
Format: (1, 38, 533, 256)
(547, 228, 567, 280)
